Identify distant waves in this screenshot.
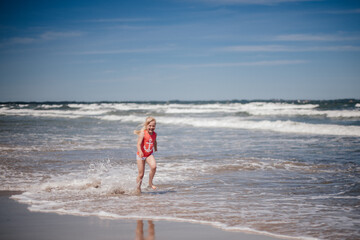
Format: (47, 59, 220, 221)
(1, 100, 360, 136)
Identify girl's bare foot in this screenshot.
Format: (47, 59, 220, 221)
(150, 184, 157, 190)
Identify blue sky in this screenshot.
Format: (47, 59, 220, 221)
(0, 0, 359, 101)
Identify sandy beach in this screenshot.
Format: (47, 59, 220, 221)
(0, 191, 285, 240)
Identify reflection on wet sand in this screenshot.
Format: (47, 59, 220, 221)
(135, 220, 155, 240)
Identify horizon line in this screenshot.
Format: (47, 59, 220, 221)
(1, 98, 359, 104)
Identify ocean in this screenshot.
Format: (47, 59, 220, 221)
(1, 100, 359, 240)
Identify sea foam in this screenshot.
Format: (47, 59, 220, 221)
(155, 116, 360, 136)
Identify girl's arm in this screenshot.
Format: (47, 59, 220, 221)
(137, 131, 144, 157)
(154, 139, 157, 152)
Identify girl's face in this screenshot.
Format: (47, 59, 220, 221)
(147, 121, 156, 134)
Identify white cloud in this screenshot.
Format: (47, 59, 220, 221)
(83, 18, 153, 23)
(9, 37, 36, 45)
(0, 37, 32, 48)
(219, 45, 360, 52)
(323, 8, 360, 14)
(274, 34, 360, 41)
(72, 47, 174, 55)
(315, 45, 360, 51)
(185, 0, 316, 5)
(221, 45, 292, 52)
(0, 31, 83, 48)
(40, 31, 83, 40)
(158, 60, 306, 68)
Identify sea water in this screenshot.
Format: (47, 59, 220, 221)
(1, 100, 359, 240)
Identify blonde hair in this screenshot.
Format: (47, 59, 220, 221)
(134, 116, 156, 135)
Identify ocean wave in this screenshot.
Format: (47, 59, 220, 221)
(1, 105, 358, 136)
(0, 107, 110, 118)
(161, 102, 360, 118)
(96, 114, 360, 136)
(155, 116, 360, 136)
(37, 104, 64, 109)
(1, 102, 360, 119)
(208, 158, 358, 174)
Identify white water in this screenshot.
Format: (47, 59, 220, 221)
(1, 102, 360, 136)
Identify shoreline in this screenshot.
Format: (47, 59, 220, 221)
(0, 191, 288, 240)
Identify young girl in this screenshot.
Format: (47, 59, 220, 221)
(134, 117, 158, 193)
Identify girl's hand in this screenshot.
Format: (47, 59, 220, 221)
(137, 132, 145, 158)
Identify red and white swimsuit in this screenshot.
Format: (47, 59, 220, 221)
(137, 130, 156, 160)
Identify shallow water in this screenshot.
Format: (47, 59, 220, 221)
(1, 100, 360, 239)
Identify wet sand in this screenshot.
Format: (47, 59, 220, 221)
(0, 191, 284, 240)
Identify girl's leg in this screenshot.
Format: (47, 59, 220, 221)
(136, 159, 146, 192)
(135, 220, 144, 240)
(146, 155, 157, 190)
(147, 220, 155, 240)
